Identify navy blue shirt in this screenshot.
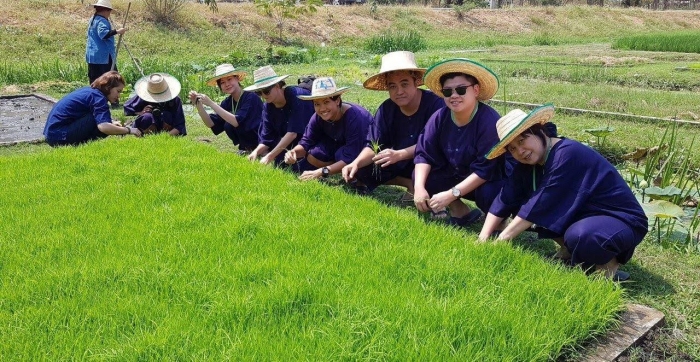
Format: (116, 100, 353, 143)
(210, 91, 263, 149)
(43, 86, 112, 142)
(124, 95, 188, 135)
(299, 103, 373, 164)
(258, 87, 315, 149)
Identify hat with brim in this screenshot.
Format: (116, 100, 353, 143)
(423, 58, 499, 101)
(92, 0, 113, 9)
(486, 104, 556, 159)
(297, 77, 350, 101)
(134, 73, 181, 103)
(242, 65, 290, 92)
(363, 51, 426, 91)
(206, 63, 247, 87)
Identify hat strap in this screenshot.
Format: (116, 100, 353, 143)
(253, 75, 278, 85)
(531, 135, 553, 191)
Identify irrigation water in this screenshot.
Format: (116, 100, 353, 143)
(0, 94, 55, 145)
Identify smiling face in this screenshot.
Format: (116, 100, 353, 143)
(312, 97, 341, 121)
(385, 71, 420, 108)
(506, 132, 547, 165)
(107, 84, 124, 104)
(440, 74, 479, 115)
(218, 75, 240, 95)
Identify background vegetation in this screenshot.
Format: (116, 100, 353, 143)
(1, 1, 699, 359)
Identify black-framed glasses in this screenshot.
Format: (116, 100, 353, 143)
(441, 84, 475, 98)
(255, 85, 275, 96)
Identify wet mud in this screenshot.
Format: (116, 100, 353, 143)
(0, 94, 55, 145)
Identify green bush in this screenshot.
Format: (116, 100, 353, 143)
(613, 31, 700, 54)
(364, 30, 427, 54)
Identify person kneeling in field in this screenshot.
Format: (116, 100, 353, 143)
(43, 71, 142, 146)
(478, 104, 648, 281)
(341, 51, 443, 198)
(245, 66, 316, 165)
(188, 64, 262, 153)
(284, 77, 373, 181)
(124, 73, 186, 136)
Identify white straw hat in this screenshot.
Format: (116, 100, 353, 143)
(486, 104, 556, 159)
(297, 77, 350, 101)
(363, 51, 426, 91)
(423, 58, 499, 101)
(92, 0, 113, 9)
(134, 73, 181, 103)
(242, 65, 290, 92)
(206, 63, 247, 87)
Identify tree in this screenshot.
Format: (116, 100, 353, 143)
(254, 0, 323, 42)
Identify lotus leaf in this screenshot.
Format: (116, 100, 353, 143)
(584, 127, 615, 137)
(642, 200, 685, 219)
(644, 186, 683, 201)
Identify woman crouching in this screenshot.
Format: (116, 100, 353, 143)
(478, 104, 647, 281)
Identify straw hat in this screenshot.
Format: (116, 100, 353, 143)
(363, 51, 426, 91)
(134, 73, 181, 103)
(92, 0, 113, 9)
(423, 58, 499, 101)
(486, 104, 556, 159)
(206, 63, 247, 87)
(242, 65, 290, 92)
(297, 77, 350, 101)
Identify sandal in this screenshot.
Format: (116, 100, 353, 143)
(430, 209, 449, 220)
(397, 192, 414, 204)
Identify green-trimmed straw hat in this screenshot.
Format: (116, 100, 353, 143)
(363, 51, 426, 91)
(486, 103, 556, 159)
(242, 65, 290, 92)
(206, 63, 247, 87)
(297, 77, 350, 101)
(423, 58, 499, 101)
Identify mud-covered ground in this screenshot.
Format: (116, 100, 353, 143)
(0, 95, 54, 145)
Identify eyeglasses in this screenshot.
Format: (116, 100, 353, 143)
(255, 85, 275, 96)
(441, 84, 475, 98)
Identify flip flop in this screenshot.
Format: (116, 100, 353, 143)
(430, 209, 449, 220)
(448, 209, 483, 228)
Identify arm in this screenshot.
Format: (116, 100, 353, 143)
(199, 94, 240, 128)
(373, 145, 415, 168)
(189, 91, 215, 128)
(413, 163, 432, 213)
(428, 172, 486, 212)
(478, 213, 507, 241)
(497, 216, 533, 241)
(248, 143, 270, 161)
(299, 160, 347, 181)
(97, 123, 141, 137)
(261, 132, 298, 165)
(342, 147, 375, 182)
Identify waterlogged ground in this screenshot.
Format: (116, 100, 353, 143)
(0, 95, 54, 145)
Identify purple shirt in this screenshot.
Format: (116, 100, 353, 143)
(368, 89, 444, 151)
(124, 95, 187, 135)
(43, 86, 112, 141)
(299, 103, 373, 164)
(211, 91, 263, 148)
(490, 138, 648, 236)
(258, 87, 315, 149)
(414, 102, 505, 181)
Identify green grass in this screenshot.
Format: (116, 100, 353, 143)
(614, 31, 700, 54)
(0, 136, 623, 360)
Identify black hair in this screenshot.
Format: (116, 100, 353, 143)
(520, 123, 558, 147)
(439, 72, 478, 87)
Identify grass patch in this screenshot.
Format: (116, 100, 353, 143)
(364, 30, 427, 54)
(0, 136, 624, 359)
(613, 31, 700, 54)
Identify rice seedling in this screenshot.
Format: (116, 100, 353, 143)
(613, 31, 700, 54)
(364, 30, 427, 54)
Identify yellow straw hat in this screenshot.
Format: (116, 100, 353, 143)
(243, 65, 290, 92)
(486, 104, 556, 159)
(363, 51, 426, 91)
(423, 58, 499, 101)
(297, 77, 350, 101)
(134, 73, 181, 103)
(206, 63, 247, 87)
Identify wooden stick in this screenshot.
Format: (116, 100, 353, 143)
(111, 2, 131, 71)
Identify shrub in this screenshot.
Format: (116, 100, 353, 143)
(364, 30, 427, 54)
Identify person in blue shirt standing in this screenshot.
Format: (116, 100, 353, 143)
(43, 71, 142, 146)
(86, 0, 127, 83)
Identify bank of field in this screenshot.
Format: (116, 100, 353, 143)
(0, 136, 622, 360)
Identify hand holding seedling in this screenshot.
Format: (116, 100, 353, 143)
(283, 150, 298, 165)
(187, 90, 201, 105)
(413, 188, 432, 213)
(429, 190, 454, 212)
(372, 148, 402, 168)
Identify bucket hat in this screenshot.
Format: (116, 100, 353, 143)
(423, 58, 499, 101)
(486, 104, 556, 159)
(206, 63, 247, 87)
(92, 0, 113, 9)
(243, 66, 290, 92)
(363, 51, 426, 91)
(297, 77, 350, 101)
(134, 73, 181, 103)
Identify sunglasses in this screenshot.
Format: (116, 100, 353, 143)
(441, 84, 475, 98)
(255, 85, 275, 96)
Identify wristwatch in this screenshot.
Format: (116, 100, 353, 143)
(451, 187, 461, 198)
(321, 167, 330, 178)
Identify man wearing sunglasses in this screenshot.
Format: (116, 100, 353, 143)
(245, 66, 315, 166)
(414, 58, 511, 229)
(341, 51, 443, 199)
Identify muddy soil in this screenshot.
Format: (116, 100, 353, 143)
(0, 95, 55, 145)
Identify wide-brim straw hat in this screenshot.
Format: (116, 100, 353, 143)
(134, 73, 181, 103)
(92, 0, 113, 9)
(297, 77, 350, 101)
(423, 58, 499, 101)
(206, 63, 247, 87)
(363, 51, 426, 91)
(486, 103, 556, 159)
(242, 65, 290, 92)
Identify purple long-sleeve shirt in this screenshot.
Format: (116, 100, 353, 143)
(258, 87, 315, 149)
(123, 95, 187, 135)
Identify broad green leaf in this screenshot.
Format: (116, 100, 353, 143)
(644, 186, 683, 201)
(584, 127, 615, 137)
(642, 200, 685, 219)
